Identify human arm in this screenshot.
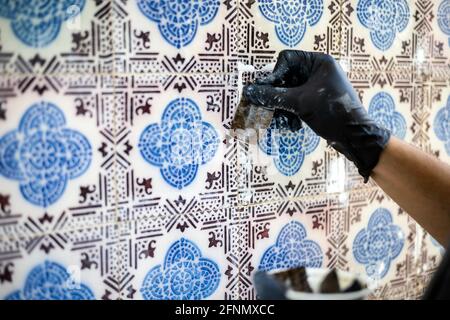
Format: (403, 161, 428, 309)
(243, 50, 450, 245)
(372, 136, 450, 245)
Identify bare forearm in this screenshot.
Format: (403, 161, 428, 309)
(371, 137, 450, 245)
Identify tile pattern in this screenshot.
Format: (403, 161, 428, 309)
(136, 0, 221, 49)
(259, 221, 323, 271)
(0, 0, 87, 48)
(352, 208, 405, 280)
(258, 0, 324, 47)
(140, 237, 221, 300)
(356, 0, 410, 51)
(0, 0, 449, 300)
(5, 260, 95, 300)
(0, 101, 92, 207)
(368, 92, 407, 139)
(258, 122, 320, 176)
(437, 0, 450, 47)
(434, 95, 450, 155)
(138, 97, 220, 189)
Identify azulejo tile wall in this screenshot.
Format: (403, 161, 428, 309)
(0, 0, 449, 300)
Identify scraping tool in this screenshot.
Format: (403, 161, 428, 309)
(230, 62, 302, 133)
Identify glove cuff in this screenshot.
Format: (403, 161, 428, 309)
(354, 127, 391, 183)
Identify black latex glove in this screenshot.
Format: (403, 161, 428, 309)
(243, 50, 391, 182)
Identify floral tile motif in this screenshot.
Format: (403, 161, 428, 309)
(0, 0, 86, 48)
(140, 237, 220, 300)
(0, 223, 122, 300)
(0, 0, 113, 75)
(346, 71, 421, 149)
(113, 209, 244, 300)
(356, 0, 410, 52)
(433, 95, 450, 155)
(0, 101, 92, 207)
(342, 0, 450, 83)
(112, 0, 238, 74)
(353, 208, 404, 279)
(0, 75, 119, 236)
(343, 0, 414, 55)
(113, 73, 241, 225)
(259, 221, 323, 271)
(4, 260, 95, 300)
(136, 0, 220, 49)
(428, 83, 450, 162)
(238, 0, 342, 70)
(138, 97, 220, 189)
(341, 191, 442, 300)
(258, 121, 320, 176)
(368, 92, 407, 139)
(240, 199, 347, 297)
(258, 0, 324, 47)
(438, 0, 450, 47)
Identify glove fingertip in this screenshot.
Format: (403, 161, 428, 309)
(255, 77, 274, 85)
(243, 84, 256, 99)
(243, 84, 265, 106)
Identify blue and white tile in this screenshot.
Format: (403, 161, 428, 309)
(112, 0, 238, 74)
(414, 0, 450, 81)
(113, 207, 243, 300)
(241, 200, 330, 296)
(340, 0, 415, 70)
(0, 222, 121, 300)
(0, 0, 113, 75)
(244, 202, 326, 270)
(114, 73, 240, 224)
(436, 0, 450, 48)
(238, 0, 342, 70)
(363, 86, 411, 141)
(341, 0, 450, 84)
(343, 191, 433, 299)
(427, 82, 450, 163)
(0, 74, 118, 237)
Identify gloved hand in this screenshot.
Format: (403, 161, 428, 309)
(243, 50, 391, 182)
